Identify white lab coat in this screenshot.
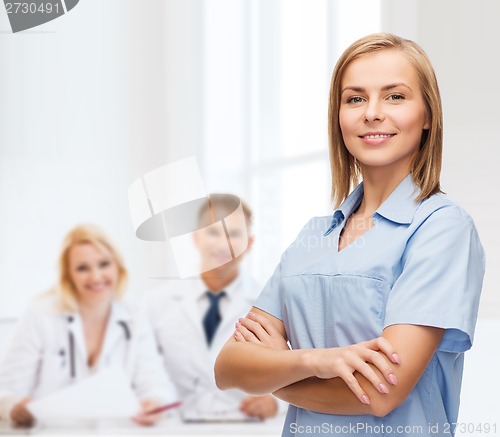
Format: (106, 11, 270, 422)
(143, 274, 267, 416)
(0, 294, 177, 423)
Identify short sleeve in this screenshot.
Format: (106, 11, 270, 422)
(254, 261, 284, 320)
(384, 206, 485, 353)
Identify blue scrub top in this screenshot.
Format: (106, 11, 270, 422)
(255, 174, 485, 437)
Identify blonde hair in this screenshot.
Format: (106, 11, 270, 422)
(56, 224, 128, 312)
(328, 33, 443, 207)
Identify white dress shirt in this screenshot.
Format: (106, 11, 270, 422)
(142, 273, 286, 417)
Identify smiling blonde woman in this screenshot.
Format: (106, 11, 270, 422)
(215, 33, 485, 437)
(0, 224, 177, 427)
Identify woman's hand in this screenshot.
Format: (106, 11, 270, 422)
(239, 395, 278, 420)
(235, 312, 401, 405)
(306, 338, 400, 404)
(10, 397, 35, 428)
(132, 400, 164, 426)
(234, 311, 289, 351)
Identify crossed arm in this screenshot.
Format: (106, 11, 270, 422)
(214, 307, 444, 417)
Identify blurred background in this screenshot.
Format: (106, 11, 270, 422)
(0, 0, 498, 432)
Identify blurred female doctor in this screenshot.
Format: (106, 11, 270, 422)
(0, 224, 177, 427)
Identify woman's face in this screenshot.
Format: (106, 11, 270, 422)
(68, 243, 118, 306)
(339, 49, 430, 175)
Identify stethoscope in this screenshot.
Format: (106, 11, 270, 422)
(63, 316, 131, 379)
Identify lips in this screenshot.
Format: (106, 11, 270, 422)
(86, 283, 111, 292)
(358, 132, 396, 146)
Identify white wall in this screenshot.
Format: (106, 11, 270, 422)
(0, 0, 205, 317)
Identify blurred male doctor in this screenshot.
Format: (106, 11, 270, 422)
(143, 194, 280, 420)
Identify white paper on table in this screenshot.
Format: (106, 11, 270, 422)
(27, 367, 140, 420)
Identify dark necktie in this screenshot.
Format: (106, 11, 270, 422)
(203, 291, 225, 346)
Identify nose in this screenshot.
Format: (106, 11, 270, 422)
(363, 99, 385, 123)
(89, 267, 102, 282)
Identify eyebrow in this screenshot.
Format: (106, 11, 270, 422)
(341, 82, 412, 94)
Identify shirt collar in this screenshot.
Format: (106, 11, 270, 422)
(324, 173, 421, 235)
(109, 300, 133, 323)
(324, 183, 363, 236)
(60, 299, 132, 323)
(195, 273, 242, 301)
(375, 173, 421, 224)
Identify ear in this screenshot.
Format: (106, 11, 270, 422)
(240, 235, 255, 256)
(244, 235, 255, 254)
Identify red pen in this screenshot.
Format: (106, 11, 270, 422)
(144, 401, 183, 415)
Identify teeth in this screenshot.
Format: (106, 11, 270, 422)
(363, 134, 392, 139)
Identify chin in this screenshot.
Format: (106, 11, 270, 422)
(357, 155, 413, 170)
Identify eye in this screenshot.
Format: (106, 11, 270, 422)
(346, 96, 364, 104)
(99, 260, 111, 269)
(76, 265, 89, 272)
(208, 228, 220, 237)
(388, 94, 404, 101)
(229, 230, 243, 238)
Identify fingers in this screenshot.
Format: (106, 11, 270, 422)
(132, 400, 162, 426)
(333, 348, 388, 404)
(354, 360, 390, 395)
(247, 312, 278, 336)
(336, 368, 371, 405)
(133, 415, 156, 426)
(359, 338, 400, 386)
(234, 317, 268, 344)
(235, 320, 260, 343)
(234, 329, 246, 342)
(311, 340, 401, 406)
(237, 316, 269, 341)
(363, 348, 398, 386)
(366, 337, 401, 364)
(12, 413, 35, 428)
(344, 344, 399, 391)
(11, 399, 35, 428)
(233, 310, 289, 351)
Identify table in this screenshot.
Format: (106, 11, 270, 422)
(0, 414, 285, 436)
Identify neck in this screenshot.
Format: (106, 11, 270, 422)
(78, 299, 112, 323)
(201, 268, 239, 292)
(356, 164, 411, 216)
